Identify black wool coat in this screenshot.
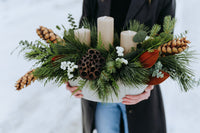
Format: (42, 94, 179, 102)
(79, 0, 176, 133)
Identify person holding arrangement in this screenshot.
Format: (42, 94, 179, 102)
(66, 0, 176, 133)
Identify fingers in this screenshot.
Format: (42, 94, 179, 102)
(73, 90, 82, 96)
(73, 90, 83, 98)
(66, 82, 83, 98)
(74, 94, 83, 98)
(66, 82, 78, 92)
(125, 91, 150, 100)
(122, 99, 141, 105)
(122, 90, 151, 105)
(145, 85, 154, 92)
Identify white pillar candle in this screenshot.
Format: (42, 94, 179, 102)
(74, 28, 91, 46)
(120, 30, 138, 54)
(97, 16, 114, 50)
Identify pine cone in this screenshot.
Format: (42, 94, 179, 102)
(158, 37, 190, 56)
(36, 26, 61, 44)
(15, 69, 37, 90)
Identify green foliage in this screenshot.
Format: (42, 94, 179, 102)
(106, 61, 116, 73)
(159, 50, 196, 91)
(141, 30, 173, 51)
(163, 16, 176, 34)
(150, 24, 161, 37)
(16, 40, 55, 66)
(128, 20, 149, 32)
(33, 62, 69, 86)
(174, 30, 188, 39)
(67, 13, 77, 30)
(15, 15, 197, 101)
(117, 62, 149, 87)
(56, 25, 61, 30)
(133, 30, 147, 43)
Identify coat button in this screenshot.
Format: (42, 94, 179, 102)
(128, 109, 133, 114)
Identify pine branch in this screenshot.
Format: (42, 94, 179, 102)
(163, 16, 176, 34)
(117, 62, 149, 86)
(159, 50, 196, 91)
(128, 20, 149, 32)
(150, 24, 161, 37)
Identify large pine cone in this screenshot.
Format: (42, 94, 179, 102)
(78, 49, 105, 80)
(15, 69, 37, 90)
(36, 26, 61, 44)
(158, 37, 190, 56)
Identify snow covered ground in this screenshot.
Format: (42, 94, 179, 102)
(0, 0, 200, 133)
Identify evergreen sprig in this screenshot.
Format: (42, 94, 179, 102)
(128, 20, 149, 32)
(117, 62, 149, 87)
(163, 16, 176, 34)
(150, 24, 161, 37)
(159, 50, 196, 91)
(17, 40, 55, 66)
(67, 13, 77, 30)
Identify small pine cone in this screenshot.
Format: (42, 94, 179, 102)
(158, 37, 190, 56)
(36, 26, 62, 44)
(15, 69, 37, 90)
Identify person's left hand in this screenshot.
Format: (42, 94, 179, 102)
(122, 85, 154, 105)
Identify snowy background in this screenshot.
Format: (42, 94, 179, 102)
(0, 0, 200, 133)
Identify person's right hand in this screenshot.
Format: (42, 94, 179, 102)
(66, 82, 83, 98)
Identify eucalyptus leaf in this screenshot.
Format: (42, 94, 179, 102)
(133, 30, 147, 43)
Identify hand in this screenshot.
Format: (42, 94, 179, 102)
(66, 82, 83, 98)
(122, 85, 154, 105)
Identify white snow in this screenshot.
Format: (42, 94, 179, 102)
(0, 0, 200, 133)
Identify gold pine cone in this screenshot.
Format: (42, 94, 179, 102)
(158, 37, 190, 56)
(36, 26, 62, 44)
(15, 69, 37, 90)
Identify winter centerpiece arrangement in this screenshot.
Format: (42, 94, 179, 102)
(14, 15, 198, 102)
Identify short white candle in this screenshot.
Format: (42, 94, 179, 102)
(120, 30, 138, 54)
(74, 28, 91, 46)
(97, 16, 114, 50)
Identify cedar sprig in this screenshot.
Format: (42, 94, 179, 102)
(17, 40, 55, 65)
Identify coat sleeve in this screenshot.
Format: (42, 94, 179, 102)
(157, 0, 176, 25)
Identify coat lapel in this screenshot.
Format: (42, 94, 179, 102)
(124, 0, 146, 25)
(97, 0, 112, 17)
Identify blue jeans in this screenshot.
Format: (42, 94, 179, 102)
(95, 102, 129, 133)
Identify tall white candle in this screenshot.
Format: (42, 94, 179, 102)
(97, 16, 114, 50)
(74, 28, 91, 46)
(120, 30, 138, 54)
